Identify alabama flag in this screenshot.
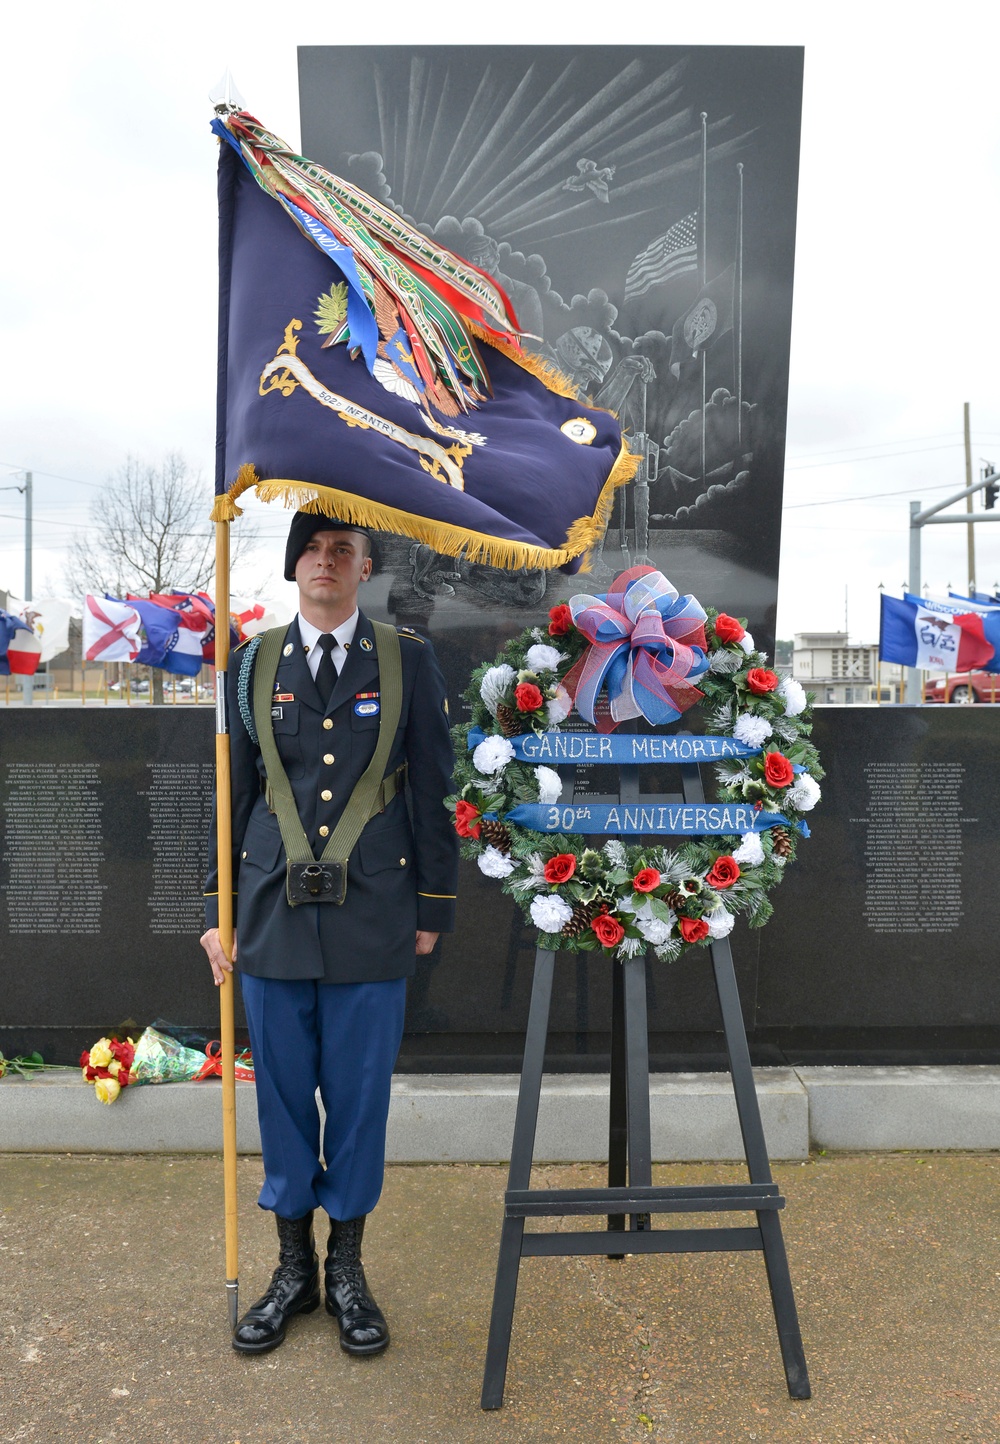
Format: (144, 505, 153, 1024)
(880, 595, 995, 671)
(83, 595, 142, 662)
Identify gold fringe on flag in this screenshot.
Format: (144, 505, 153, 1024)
(215, 444, 639, 571)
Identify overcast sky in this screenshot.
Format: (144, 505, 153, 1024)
(2, 1, 997, 640)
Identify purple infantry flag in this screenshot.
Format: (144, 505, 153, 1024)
(212, 110, 638, 573)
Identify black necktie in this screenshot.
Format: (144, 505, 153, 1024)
(316, 633, 337, 705)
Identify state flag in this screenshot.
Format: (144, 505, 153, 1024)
(82, 596, 142, 662)
(879, 594, 995, 672)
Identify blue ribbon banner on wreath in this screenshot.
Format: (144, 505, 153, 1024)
(504, 802, 808, 837)
(467, 726, 761, 764)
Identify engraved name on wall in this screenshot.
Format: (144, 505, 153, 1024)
(856, 762, 969, 935)
(139, 762, 215, 935)
(2, 762, 106, 934)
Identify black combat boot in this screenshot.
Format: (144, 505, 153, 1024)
(231, 1212, 320, 1354)
(324, 1215, 389, 1356)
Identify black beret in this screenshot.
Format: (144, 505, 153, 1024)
(283, 512, 374, 581)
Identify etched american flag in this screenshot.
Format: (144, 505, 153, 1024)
(624, 212, 699, 301)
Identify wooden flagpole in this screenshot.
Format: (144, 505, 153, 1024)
(214, 518, 239, 1330)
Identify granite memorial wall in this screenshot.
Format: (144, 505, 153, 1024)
(1, 705, 998, 1068)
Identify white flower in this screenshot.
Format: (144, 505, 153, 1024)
(779, 677, 807, 717)
(525, 643, 564, 673)
(534, 766, 563, 804)
(472, 735, 515, 775)
(733, 713, 773, 748)
(706, 907, 735, 939)
(739, 632, 756, 654)
(530, 893, 574, 933)
(637, 916, 672, 946)
(733, 831, 765, 866)
(479, 663, 516, 717)
(786, 773, 821, 811)
(546, 685, 572, 725)
(477, 846, 516, 879)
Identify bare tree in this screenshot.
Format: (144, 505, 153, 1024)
(65, 453, 257, 702)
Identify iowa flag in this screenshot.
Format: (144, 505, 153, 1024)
(212, 112, 636, 572)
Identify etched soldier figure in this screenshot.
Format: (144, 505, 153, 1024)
(201, 513, 458, 1356)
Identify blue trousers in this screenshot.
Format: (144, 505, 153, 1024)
(240, 974, 407, 1222)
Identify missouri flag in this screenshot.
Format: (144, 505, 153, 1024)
(212, 111, 637, 572)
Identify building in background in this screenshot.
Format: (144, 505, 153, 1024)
(793, 631, 904, 704)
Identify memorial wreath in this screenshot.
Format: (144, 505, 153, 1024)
(446, 567, 823, 963)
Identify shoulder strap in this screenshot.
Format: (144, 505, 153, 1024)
(251, 620, 404, 869)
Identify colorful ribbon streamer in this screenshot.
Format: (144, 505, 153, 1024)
(564, 566, 708, 732)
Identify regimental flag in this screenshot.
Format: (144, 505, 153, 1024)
(83, 595, 142, 662)
(669, 266, 736, 378)
(879, 594, 996, 672)
(213, 112, 637, 573)
(624, 213, 698, 301)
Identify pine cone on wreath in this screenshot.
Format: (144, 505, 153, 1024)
(495, 701, 529, 737)
(771, 826, 793, 859)
(665, 889, 688, 912)
(481, 818, 513, 855)
(561, 898, 604, 938)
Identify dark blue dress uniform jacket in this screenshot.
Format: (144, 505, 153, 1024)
(204, 612, 458, 983)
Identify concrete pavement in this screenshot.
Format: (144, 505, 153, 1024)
(2, 1151, 999, 1443)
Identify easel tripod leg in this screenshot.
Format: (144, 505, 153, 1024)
(758, 1209, 811, 1398)
(481, 1216, 526, 1409)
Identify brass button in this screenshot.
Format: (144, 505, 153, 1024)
(323, 718, 333, 730)
(323, 753, 335, 765)
(321, 789, 332, 801)
(319, 825, 330, 838)
(399, 856, 406, 866)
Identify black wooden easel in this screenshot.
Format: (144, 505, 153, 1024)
(480, 749, 811, 1409)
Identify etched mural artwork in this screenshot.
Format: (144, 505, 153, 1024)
(298, 45, 803, 652)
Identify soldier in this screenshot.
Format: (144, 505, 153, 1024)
(201, 512, 458, 1357)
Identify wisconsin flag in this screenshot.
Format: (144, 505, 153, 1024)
(212, 112, 637, 573)
(879, 594, 996, 672)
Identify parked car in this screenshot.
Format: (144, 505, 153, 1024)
(923, 670, 1000, 703)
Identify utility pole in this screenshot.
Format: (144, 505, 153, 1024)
(23, 471, 33, 707)
(964, 403, 975, 593)
(905, 462, 1000, 702)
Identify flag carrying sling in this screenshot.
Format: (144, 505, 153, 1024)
(250, 622, 403, 906)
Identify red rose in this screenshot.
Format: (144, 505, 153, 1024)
(79, 1050, 90, 1069)
(679, 917, 710, 944)
(454, 800, 482, 839)
(548, 604, 573, 637)
(633, 868, 661, 893)
(543, 853, 577, 884)
(763, 751, 795, 788)
(746, 668, 779, 696)
(591, 913, 625, 948)
(118, 1069, 131, 1089)
(514, 682, 544, 712)
(714, 613, 746, 644)
(706, 856, 740, 890)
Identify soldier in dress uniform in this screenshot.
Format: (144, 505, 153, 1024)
(201, 512, 458, 1357)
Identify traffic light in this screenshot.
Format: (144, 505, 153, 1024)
(985, 479, 999, 510)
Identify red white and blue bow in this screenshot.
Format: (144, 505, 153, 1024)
(565, 566, 708, 732)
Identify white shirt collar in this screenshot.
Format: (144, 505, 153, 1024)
(297, 610, 360, 673)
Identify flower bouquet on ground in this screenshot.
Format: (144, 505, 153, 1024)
(80, 1026, 254, 1103)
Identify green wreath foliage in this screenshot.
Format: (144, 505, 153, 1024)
(445, 606, 823, 963)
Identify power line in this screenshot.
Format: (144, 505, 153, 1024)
(785, 442, 962, 471)
(784, 480, 971, 510)
(786, 431, 959, 461)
